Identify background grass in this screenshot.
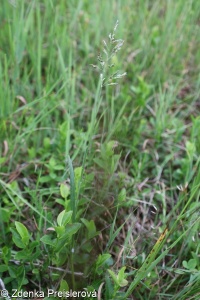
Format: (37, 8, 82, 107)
(0, 0, 200, 299)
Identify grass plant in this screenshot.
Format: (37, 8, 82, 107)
(0, 1, 200, 299)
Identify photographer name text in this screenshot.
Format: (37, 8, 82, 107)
(1, 289, 97, 298)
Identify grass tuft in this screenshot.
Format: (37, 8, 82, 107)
(0, 1, 200, 299)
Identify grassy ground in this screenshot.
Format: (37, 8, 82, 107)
(0, 1, 200, 299)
